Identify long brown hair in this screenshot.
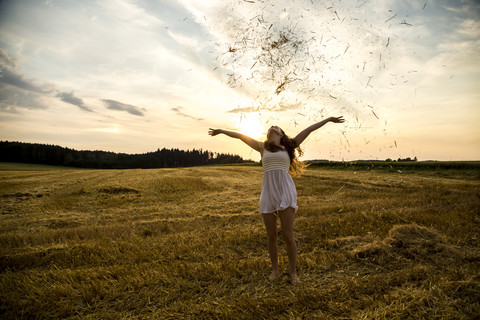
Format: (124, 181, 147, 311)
(264, 128, 307, 176)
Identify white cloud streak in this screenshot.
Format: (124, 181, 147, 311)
(171, 106, 203, 121)
(56, 92, 92, 112)
(103, 99, 146, 117)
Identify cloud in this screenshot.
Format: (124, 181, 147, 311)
(226, 106, 258, 113)
(226, 102, 302, 114)
(456, 18, 480, 38)
(102, 99, 145, 116)
(0, 66, 44, 93)
(0, 58, 92, 113)
(271, 103, 302, 112)
(171, 106, 203, 121)
(0, 51, 51, 111)
(56, 91, 93, 112)
(0, 49, 17, 69)
(0, 85, 47, 112)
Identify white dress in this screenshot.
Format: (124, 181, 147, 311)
(259, 149, 298, 214)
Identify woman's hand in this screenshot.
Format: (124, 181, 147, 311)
(329, 116, 345, 123)
(294, 116, 345, 146)
(208, 128, 222, 136)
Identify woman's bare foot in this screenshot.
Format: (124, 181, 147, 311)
(268, 270, 279, 281)
(290, 274, 299, 285)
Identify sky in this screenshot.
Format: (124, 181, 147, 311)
(0, 0, 479, 162)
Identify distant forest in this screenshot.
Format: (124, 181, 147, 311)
(0, 141, 249, 169)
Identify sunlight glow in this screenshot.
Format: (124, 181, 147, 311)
(238, 113, 264, 139)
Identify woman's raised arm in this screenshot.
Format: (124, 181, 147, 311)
(293, 116, 345, 147)
(209, 128, 263, 153)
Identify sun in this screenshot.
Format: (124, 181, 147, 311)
(239, 113, 264, 139)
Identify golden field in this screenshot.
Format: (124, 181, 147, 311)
(0, 163, 479, 319)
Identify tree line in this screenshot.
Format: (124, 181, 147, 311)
(0, 141, 249, 169)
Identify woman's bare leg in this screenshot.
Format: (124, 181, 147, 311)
(278, 207, 299, 285)
(262, 212, 279, 280)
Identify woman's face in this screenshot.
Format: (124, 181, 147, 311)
(267, 126, 283, 139)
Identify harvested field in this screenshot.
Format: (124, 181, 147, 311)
(0, 164, 479, 319)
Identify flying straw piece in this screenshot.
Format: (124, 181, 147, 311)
(385, 14, 397, 23)
(371, 110, 379, 119)
(386, 37, 390, 47)
(366, 76, 373, 88)
(341, 131, 351, 147)
(334, 10, 340, 20)
(275, 82, 286, 94)
(357, 1, 367, 8)
(249, 14, 261, 21)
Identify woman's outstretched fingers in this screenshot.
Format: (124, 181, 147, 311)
(208, 128, 220, 136)
(331, 116, 345, 123)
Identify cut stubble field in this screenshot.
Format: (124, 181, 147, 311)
(0, 163, 479, 319)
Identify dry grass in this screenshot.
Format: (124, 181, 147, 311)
(0, 164, 479, 319)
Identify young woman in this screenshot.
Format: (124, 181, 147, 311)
(208, 116, 345, 285)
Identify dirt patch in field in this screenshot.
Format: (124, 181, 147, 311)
(2, 192, 44, 199)
(97, 186, 140, 195)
